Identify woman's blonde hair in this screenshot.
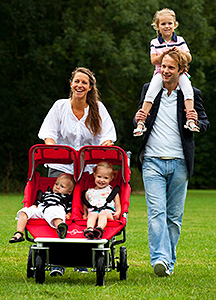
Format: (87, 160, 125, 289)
(152, 8, 179, 36)
(69, 67, 102, 136)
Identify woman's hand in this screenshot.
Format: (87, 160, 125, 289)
(44, 138, 56, 145)
(101, 140, 114, 146)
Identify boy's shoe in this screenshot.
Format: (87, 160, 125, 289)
(50, 266, 65, 276)
(153, 261, 170, 277)
(74, 267, 89, 273)
(57, 222, 68, 239)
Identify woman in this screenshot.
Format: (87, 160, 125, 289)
(38, 67, 117, 275)
(38, 67, 117, 176)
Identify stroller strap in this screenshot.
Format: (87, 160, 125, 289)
(82, 185, 120, 213)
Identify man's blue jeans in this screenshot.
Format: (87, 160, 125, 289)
(142, 157, 188, 272)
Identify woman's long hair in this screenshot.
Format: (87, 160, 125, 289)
(69, 67, 102, 136)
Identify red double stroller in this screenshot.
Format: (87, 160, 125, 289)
(24, 144, 131, 285)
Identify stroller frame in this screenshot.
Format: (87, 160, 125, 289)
(24, 144, 131, 285)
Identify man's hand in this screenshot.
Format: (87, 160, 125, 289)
(135, 109, 149, 124)
(185, 109, 198, 124)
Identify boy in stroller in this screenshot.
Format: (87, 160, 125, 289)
(9, 173, 75, 243)
(83, 162, 121, 239)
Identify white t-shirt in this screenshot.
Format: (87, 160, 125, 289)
(144, 87, 185, 159)
(38, 99, 117, 173)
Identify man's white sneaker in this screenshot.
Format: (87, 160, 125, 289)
(153, 261, 170, 277)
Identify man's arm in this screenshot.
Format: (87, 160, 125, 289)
(193, 88, 210, 132)
(133, 83, 150, 127)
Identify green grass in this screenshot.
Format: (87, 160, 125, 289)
(0, 191, 216, 299)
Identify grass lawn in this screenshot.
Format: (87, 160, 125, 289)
(0, 190, 215, 299)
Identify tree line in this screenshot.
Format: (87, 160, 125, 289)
(0, 0, 215, 192)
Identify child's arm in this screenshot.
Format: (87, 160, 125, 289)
(83, 192, 88, 219)
(151, 53, 164, 66)
(83, 206, 88, 219)
(171, 46, 192, 63)
(65, 212, 71, 219)
(33, 189, 44, 206)
(113, 194, 121, 220)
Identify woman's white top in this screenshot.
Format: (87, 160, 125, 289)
(38, 99, 117, 173)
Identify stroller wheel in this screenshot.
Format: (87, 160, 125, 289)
(119, 246, 129, 280)
(35, 251, 45, 284)
(96, 252, 105, 286)
(27, 245, 35, 278)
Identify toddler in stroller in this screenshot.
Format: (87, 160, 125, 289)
(9, 173, 75, 243)
(83, 161, 121, 239)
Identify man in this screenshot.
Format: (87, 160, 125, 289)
(134, 49, 209, 276)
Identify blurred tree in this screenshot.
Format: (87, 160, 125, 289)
(0, 0, 215, 191)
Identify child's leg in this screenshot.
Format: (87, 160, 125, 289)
(179, 74, 199, 132)
(86, 212, 98, 229)
(12, 212, 28, 239)
(178, 73, 194, 102)
(84, 212, 98, 239)
(144, 73, 163, 104)
(134, 74, 162, 136)
(44, 206, 68, 238)
(97, 210, 113, 229)
(9, 206, 42, 243)
(93, 210, 113, 239)
(44, 206, 65, 228)
(53, 218, 64, 228)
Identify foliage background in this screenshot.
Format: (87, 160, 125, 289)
(0, 0, 215, 192)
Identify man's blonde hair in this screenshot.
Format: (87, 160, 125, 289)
(161, 49, 189, 74)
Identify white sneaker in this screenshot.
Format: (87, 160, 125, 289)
(50, 266, 65, 276)
(153, 261, 170, 277)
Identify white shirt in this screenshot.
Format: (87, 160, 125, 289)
(144, 87, 185, 159)
(38, 99, 117, 173)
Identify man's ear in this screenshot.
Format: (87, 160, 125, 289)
(179, 67, 185, 75)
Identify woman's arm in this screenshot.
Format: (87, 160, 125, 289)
(44, 138, 56, 145)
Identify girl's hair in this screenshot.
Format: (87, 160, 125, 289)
(152, 8, 179, 36)
(161, 49, 189, 73)
(57, 173, 75, 190)
(93, 161, 118, 180)
(69, 67, 102, 136)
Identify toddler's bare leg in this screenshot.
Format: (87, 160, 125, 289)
(87, 212, 98, 229)
(15, 212, 28, 238)
(97, 211, 113, 229)
(53, 218, 64, 228)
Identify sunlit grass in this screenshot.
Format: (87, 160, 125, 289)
(0, 191, 215, 299)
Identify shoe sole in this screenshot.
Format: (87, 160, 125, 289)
(50, 270, 63, 276)
(57, 223, 68, 239)
(153, 262, 169, 277)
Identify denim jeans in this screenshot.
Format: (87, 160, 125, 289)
(142, 157, 188, 272)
